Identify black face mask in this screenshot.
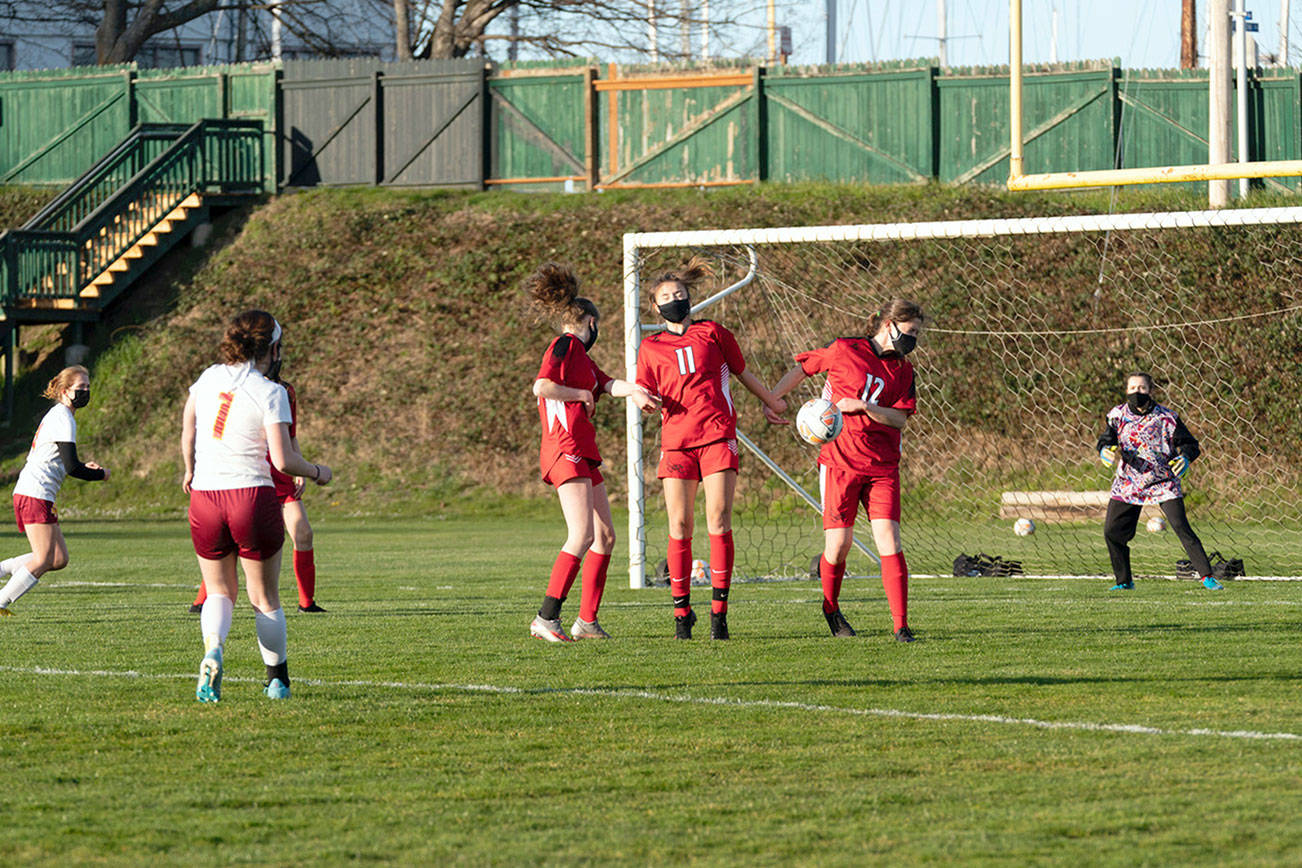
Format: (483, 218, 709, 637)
(70, 389, 90, 409)
(1127, 392, 1153, 413)
(582, 323, 598, 351)
(658, 298, 692, 324)
(888, 322, 917, 356)
(265, 345, 283, 382)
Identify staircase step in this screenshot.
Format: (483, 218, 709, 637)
(91, 271, 115, 288)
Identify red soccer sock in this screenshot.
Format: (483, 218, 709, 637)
(668, 536, 693, 616)
(546, 550, 583, 602)
(192, 583, 208, 607)
(293, 548, 316, 609)
(709, 532, 734, 614)
(819, 555, 846, 614)
(881, 551, 909, 631)
(578, 551, 611, 622)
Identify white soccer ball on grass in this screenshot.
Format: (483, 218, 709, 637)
(796, 398, 843, 446)
(1013, 517, 1036, 537)
(690, 559, 710, 582)
(1146, 515, 1167, 533)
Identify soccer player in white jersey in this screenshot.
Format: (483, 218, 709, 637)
(0, 366, 110, 615)
(183, 310, 332, 702)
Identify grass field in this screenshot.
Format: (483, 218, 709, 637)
(2, 516, 1300, 865)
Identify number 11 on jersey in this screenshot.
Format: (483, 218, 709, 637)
(675, 346, 697, 376)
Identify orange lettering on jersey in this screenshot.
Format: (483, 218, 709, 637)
(212, 392, 235, 439)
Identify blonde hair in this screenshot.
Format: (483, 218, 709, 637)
(525, 262, 598, 329)
(42, 365, 89, 401)
(648, 255, 713, 307)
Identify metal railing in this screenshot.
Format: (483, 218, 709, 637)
(1, 119, 263, 310)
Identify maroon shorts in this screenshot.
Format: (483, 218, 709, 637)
(543, 454, 604, 488)
(657, 439, 740, 480)
(271, 467, 301, 504)
(13, 494, 57, 533)
(820, 464, 901, 528)
(189, 487, 285, 561)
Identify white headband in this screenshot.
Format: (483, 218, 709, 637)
(270, 318, 282, 345)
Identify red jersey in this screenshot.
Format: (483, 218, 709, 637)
(636, 320, 746, 450)
(796, 338, 916, 472)
(536, 334, 614, 475)
(268, 381, 298, 486)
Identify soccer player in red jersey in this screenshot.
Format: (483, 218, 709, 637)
(527, 263, 659, 642)
(636, 257, 788, 640)
(190, 368, 324, 614)
(772, 299, 925, 641)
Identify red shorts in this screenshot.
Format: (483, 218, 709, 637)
(189, 487, 285, 561)
(657, 439, 740, 480)
(819, 464, 901, 528)
(13, 494, 57, 533)
(543, 454, 604, 489)
(272, 467, 301, 504)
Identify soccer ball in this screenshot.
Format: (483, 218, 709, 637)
(796, 398, 843, 445)
(1013, 517, 1036, 536)
(690, 559, 710, 583)
(1146, 515, 1167, 533)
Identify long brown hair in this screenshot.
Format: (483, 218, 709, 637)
(219, 310, 279, 365)
(42, 365, 89, 401)
(647, 254, 713, 308)
(525, 262, 598, 330)
(868, 298, 925, 334)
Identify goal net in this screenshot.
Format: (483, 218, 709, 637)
(622, 207, 1302, 587)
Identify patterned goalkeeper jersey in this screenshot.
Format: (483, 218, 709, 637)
(1098, 402, 1200, 505)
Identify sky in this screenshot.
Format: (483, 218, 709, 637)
(772, 0, 1299, 69)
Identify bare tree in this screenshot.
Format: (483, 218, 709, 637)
(95, 0, 220, 63)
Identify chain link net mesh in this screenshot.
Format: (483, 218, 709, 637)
(630, 213, 1302, 582)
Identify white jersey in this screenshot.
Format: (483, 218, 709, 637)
(13, 403, 77, 502)
(189, 362, 292, 491)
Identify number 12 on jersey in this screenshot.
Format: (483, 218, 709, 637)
(861, 375, 885, 405)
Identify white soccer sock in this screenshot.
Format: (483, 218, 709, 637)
(0, 555, 31, 578)
(0, 567, 38, 608)
(254, 607, 287, 665)
(200, 594, 233, 652)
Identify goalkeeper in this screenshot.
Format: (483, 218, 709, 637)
(1096, 372, 1221, 591)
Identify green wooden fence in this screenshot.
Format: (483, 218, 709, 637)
(2, 59, 1300, 193)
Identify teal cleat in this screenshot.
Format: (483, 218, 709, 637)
(264, 678, 291, 699)
(1110, 581, 1135, 591)
(195, 647, 222, 702)
(1202, 575, 1224, 590)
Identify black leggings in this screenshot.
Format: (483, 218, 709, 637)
(1103, 498, 1212, 585)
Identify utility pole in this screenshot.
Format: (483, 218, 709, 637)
(1181, 0, 1197, 68)
(767, 0, 777, 63)
(826, 0, 836, 64)
(1209, 0, 1232, 206)
(649, 0, 658, 62)
(1049, 3, 1059, 64)
(1234, 0, 1250, 197)
(1280, 0, 1291, 65)
(937, 0, 947, 68)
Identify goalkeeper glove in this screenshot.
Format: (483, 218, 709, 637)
(1168, 454, 1190, 479)
(1099, 446, 1119, 468)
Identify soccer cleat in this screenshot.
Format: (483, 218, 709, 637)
(264, 678, 291, 699)
(530, 615, 573, 643)
(1110, 581, 1135, 591)
(710, 612, 729, 640)
(824, 609, 856, 637)
(570, 617, 611, 639)
(1202, 575, 1224, 590)
(298, 602, 327, 613)
(188, 603, 202, 614)
(195, 647, 223, 703)
(894, 625, 917, 643)
(674, 610, 697, 640)
(0, 607, 13, 617)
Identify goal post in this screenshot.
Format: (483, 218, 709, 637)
(624, 206, 1302, 588)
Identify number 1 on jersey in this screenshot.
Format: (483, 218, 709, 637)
(212, 391, 235, 439)
(675, 346, 697, 376)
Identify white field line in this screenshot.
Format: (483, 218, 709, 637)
(3, 664, 1298, 743)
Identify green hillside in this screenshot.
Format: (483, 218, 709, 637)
(0, 183, 1297, 524)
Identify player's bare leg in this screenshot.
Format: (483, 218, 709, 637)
(0, 522, 67, 613)
(534, 478, 594, 642)
(663, 477, 700, 639)
(702, 469, 737, 639)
